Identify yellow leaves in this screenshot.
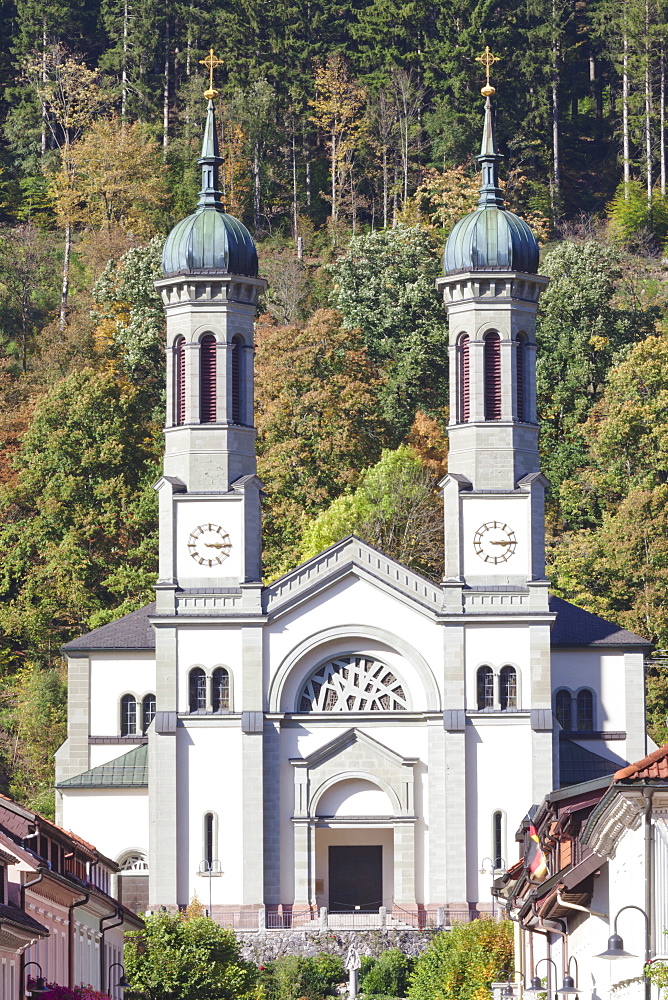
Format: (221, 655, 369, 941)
(399, 166, 478, 233)
(589, 334, 610, 350)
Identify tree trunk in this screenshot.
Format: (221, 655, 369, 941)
(645, 0, 652, 208)
(60, 222, 71, 334)
(121, 0, 129, 124)
(41, 22, 47, 157)
(331, 128, 337, 223)
(551, 14, 561, 214)
(253, 141, 261, 230)
(382, 146, 388, 228)
(163, 18, 170, 159)
(292, 127, 298, 239)
(661, 45, 666, 196)
(623, 27, 631, 196)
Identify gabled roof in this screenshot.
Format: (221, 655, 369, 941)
(60, 544, 650, 653)
(549, 596, 650, 648)
(56, 745, 148, 789)
(614, 742, 668, 781)
(62, 603, 156, 652)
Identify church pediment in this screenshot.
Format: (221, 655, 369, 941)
(289, 728, 417, 818)
(264, 535, 443, 620)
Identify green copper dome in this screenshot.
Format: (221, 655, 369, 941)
(444, 98, 539, 275)
(162, 101, 258, 278)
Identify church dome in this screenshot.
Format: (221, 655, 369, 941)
(162, 100, 258, 278)
(443, 96, 539, 276)
(444, 205, 539, 274)
(163, 208, 258, 277)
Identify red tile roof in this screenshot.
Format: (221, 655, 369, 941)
(614, 743, 668, 781)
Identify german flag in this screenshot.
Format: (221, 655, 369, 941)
(526, 825, 548, 881)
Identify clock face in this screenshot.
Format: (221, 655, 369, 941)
(473, 521, 517, 564)
(187, 523, 232, 566)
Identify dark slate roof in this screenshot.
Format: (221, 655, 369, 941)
(56, 745, 148, 788)
(549, 595, 650, 648)
(560, 740, 620, 788)
(0, 902, 48, 937)
(60, 594, 649, 654)
(62, 603, 156, 652)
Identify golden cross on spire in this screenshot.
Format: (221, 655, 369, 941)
(200, 47, 222, 100)
(476, 45, 499, 97)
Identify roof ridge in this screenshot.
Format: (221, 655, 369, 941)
(614, 742, 668, 780)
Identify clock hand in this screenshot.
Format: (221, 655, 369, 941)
(490, 539, 511, 546)
(205, 542, 229, 549)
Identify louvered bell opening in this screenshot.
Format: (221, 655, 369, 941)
(231, 337, 243, 424)
(175, 337, 186, 426)
(200, 334, 217, 423)
(484, 332, 501, 420)
(459, 335, 470, 423)
(516, 335, 526, 422)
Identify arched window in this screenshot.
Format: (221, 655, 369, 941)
(484, 331, 501, 420)
(555, 689, 572, 730)
(493, 811, 504, 869)
(499, 666, 517, 710)
(142, 693, 156, 734)
(577, 689, 594, 731)
(298, 656, 408, 712)
(477, 666, 494, 710)
(189, 668, 207, 713)
(120, 695, 137, 736)
(175, 337, 186, 426)
(459, 334, 470, 423)
(231, 336, 243, 424)
(516, 333, 527, 421)
(200, 334, 217, 423)
(204, 813, 214, 867)
(211, 668, 229, 712)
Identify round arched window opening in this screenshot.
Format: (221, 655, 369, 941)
(297, 656, 408, 712)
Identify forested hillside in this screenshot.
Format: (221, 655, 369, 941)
(1, 0, 668, 814)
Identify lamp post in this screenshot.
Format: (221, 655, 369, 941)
(197, 858, 223, 918)
(594, 904, 651, 1000)
(524, 957, 558, 999)
(24, 962, 49, 998)
(108, 962, 130, 995)
(501, 970, 526, 997)
(480, 857, 506, 917)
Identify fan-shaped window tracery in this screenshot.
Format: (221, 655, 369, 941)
(297, 656, 408, 712)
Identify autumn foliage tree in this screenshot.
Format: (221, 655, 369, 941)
(255, 308, 386, 575)
(408, 919, 513, 1000)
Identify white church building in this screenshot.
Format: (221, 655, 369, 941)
(54, 86, 650, 927)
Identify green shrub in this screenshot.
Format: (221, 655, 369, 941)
(264, 954, 345, 1000)
(408, 918, 513, 1000)
(359, 950, 414, 997)
(607, 180, 668, 249)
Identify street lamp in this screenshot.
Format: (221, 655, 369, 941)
(480, 857, 506, 917)
(24, 962, 49, 997)
(556, 957, 579, 996)
(524, 957, 558, 998)
(108, 962, 130, 992)
(197, 858, 223, 917)
(595, 905, 651, 1000)
(501, 971, 526, 996)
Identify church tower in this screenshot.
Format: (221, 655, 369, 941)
(153, 96, 266, 609)
(148, 76, 267, 910)
(435, 76, 549, 613)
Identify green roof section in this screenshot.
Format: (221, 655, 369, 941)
(57, 744, 148, 789)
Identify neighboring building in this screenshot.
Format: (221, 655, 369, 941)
(497, 744, 668, 1000)
(55, 83, 650, 927)
(0, 795, 141, 999)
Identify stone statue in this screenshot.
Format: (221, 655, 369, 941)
(345, 945, 361, 998)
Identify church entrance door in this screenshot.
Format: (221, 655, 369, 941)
(328, 845, 382, 912)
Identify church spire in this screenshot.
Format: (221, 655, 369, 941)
(196, 100, 225, 212)
(475, 46, 505, 209)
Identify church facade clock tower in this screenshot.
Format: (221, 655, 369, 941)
(56, 61, 649, 929)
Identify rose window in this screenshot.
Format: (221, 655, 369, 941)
(298, 656, 408, 712)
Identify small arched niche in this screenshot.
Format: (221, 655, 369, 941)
(315, 778, 395, 818)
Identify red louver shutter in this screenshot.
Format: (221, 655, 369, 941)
(176, 338, 186, 425)
(484, 332, 501, 420)
(231, 338, 242, 424)
(200, 334, 217, 423)
(460, 335, 470, 423)
(516, 336, 525, 421)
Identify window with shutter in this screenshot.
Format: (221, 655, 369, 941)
(516, 334, 526, 421)
(231, 336, 243, 424)
(175, 337, 186, 425)
(459, 334, 470, 422)
(484, 332, 501, 420)
(200, 334, 217, 422)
